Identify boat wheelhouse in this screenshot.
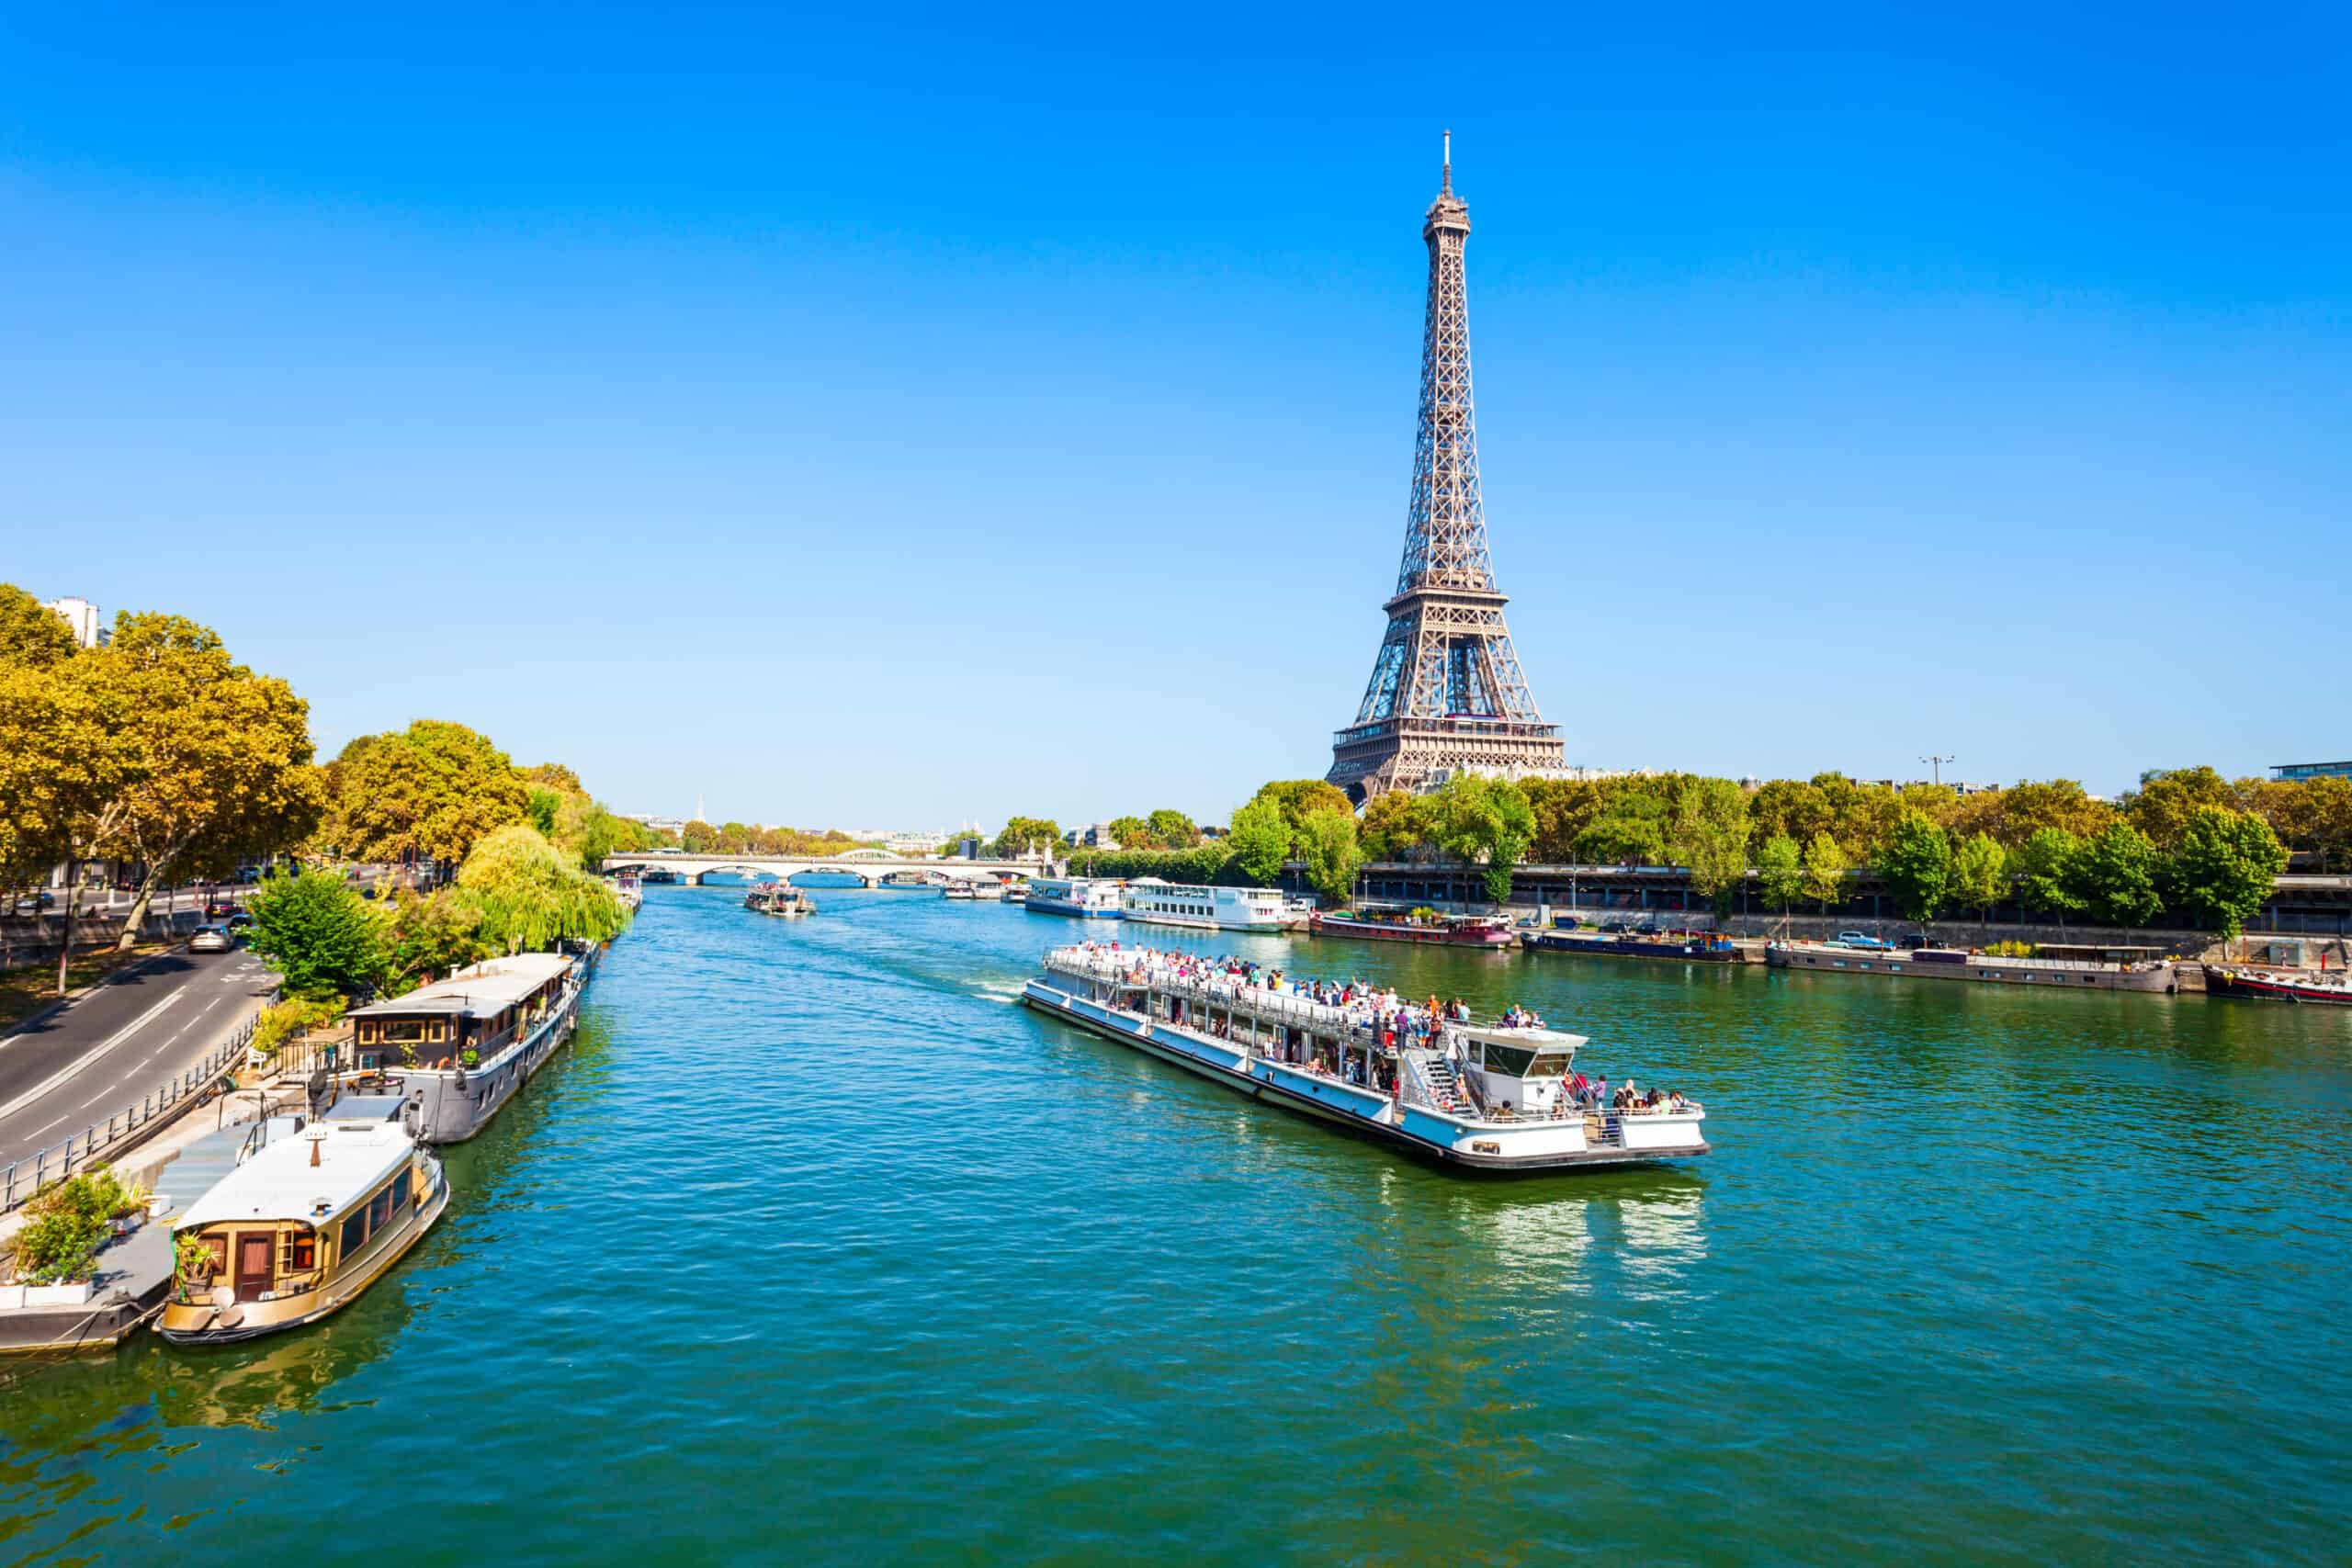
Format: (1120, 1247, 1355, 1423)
(158, 1096, 448, 1345)
(1025, 877, 1123, 919)
(747, 883, 816, 917)
(1022, 945, 1708, 1172)
(1120, 879, 1287, 933)
(340, 952, 585, 1143)
(1308, 908, 1515, 948)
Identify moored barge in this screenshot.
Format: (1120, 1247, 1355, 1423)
(2203, 964, 2352, 1004)
(1022, 944, 1709, 1172)
(1309, 908, 1515, 948)
(1767, 940, 2177, 992)
(1523, 929, 1739, 963)
(159, 1095, 448, 1345)
(338, 952, 587, 1142)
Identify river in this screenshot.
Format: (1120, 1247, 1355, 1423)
(2, 884, 2346, 1563)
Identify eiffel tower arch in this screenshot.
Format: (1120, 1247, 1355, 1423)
(1329, 135, 1566, 804)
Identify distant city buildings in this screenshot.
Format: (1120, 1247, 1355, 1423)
(45, 596, 109, 648)
(621, 813, 685, 834)
(2272, 761, 2352, 782)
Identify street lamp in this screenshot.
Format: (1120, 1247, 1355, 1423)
(1919, 753, 1956, 787)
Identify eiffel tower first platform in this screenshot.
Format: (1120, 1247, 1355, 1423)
(1329, 135, 1566, 803)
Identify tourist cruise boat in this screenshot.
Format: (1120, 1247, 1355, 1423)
(1024, 876, 1123, 919)
(159, 1094, 449, 1345)
(339, 952, 587, 1142)
(1022, 944, 1709, 1172)
(1120, 878, 1288, 932)
(1309, 908, 1515, 948)
(747, 884, 816, 917)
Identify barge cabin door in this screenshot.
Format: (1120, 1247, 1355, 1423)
(234, 1235, 274, 1303)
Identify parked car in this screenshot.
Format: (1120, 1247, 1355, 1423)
(1898, 932, 1931, 950)
(205, 897, 236, 918)
(1834, 931, 1896, 951)
(1634, 919, 1662, 936)
(1551, 915, 1582, 930)
(189, 925, 234, 953)
(225, 910, 255, 931)
(12, 890, 56, 916)
(1599, 918, 1633, 933)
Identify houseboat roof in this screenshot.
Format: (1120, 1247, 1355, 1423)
(179, 1121, 416, 1230)
(347, 953, 573, 1020)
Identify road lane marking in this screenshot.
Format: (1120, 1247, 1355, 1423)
(0, 988, 188, 1124)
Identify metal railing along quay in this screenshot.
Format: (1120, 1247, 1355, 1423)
(1, 1008, 266, 1213)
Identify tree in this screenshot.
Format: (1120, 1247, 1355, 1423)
(318, 720, 530, 868)
(243, 867, 389, 999)
(992, 817, 1060, 858)
(456, 825, 631, 953)
(1802, 831, 1849, 913)
(382, 889, 493, 995)
(2011, 829, 2086, 926)
(521, 761, 584, 794)
(1359, 789, 1439, 861)
(1296, 805, 1363, 908)
(0, 651, 140, 994)
(526, 786, 563, 836)
(2166, 806, 2287, 938)
(1432, 775, 1534, 905)
(1575, 815, 1665, 867)
(1950, 831, 2008, 922)
(0, 584, 78, 669)
(1672, 776, 1750, 915)
(2123, 766, 2235, 851)
(93, 613, 324, 949)
(1145, 808, 1201, 849)
(1757, 833, 1804, 920)
(1877, 809, 1952, 928)
(1250, 780, 1356, 855)
(1747, 778, 1833, 859)
(1105, 815, 1156, 851)
(1523, 777, 1605, 863)
(1225, 796, 1290, 886)
(680, 818, 722, 853)
(2068, 822, 2163, 930)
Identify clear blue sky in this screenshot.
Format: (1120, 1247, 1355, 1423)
(4, 4, 2346, 829)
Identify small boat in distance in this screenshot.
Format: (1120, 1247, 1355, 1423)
(159, 1095, 449, 1345)
(1309, 908, 1515, 948)
(1003, 884, 1030, 905)
(746, 884, 816, 917)
(1523, 927, 1739, 963)
(1025, 876, 1123, 919)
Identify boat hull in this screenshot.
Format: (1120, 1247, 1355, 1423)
(1767, 943, 2177, 992)
(1021, 980, 1702, 1173)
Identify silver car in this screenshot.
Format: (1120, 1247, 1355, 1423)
(189, 925, 233, 953)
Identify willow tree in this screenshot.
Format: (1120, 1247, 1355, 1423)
(457, 825, 631, 954)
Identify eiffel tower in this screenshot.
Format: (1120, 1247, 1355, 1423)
(1329, 134, 1565, 803)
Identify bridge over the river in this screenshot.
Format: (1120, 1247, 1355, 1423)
(600, 849, 1048, 889)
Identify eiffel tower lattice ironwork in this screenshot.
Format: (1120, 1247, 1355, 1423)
(1329, 134, 1564, 803)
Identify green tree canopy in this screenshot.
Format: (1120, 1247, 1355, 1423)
(1757, 832, 1804, 916)
(2068, 822, 2164, 929)
(1671, 777, 1750, 913)
(1433, 775, 1534, 905)
(1249, 780, 1356, 855)
(1105, 815, 1155, 850)
(1296, 805, 1363, 908)
(2011, 829, 2086, 924)
(1359, 789, 1439, 862)
(1225, 796, 1291, 886)
(1145, 808, 1202, 849)
(456, 825, 631, 953)
(1802, 830, 1849, 912)
(1877, 808, 1952, 926)
(1950, 831, 2008, 920)
(2123, 766, 2237, 851)
(992, 817, 1060, 858)
(2166, 806, 2286, 937)
(244, 866, 390, 1000)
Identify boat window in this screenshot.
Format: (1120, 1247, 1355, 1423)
(187, 1233, 227, 1279)
(376, 1020, 430, 1043)
(281, 1231, 317, 1272)
(1480, 1042, 1536, 1078)
(391, 1168, 412, 1213)
(342, 1211, 367, 1254)
(368, 1184, 394, 1232)
(1527, 1052, 1573, 1078)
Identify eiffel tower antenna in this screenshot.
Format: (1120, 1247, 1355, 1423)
(1328, 135, 1565, 803)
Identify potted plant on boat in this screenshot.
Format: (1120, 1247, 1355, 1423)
(7, 1170, 124, 1308)
(173, 1232, 220, 1305)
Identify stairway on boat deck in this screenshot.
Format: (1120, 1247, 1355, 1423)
(1419, 1056, 1474, 1115)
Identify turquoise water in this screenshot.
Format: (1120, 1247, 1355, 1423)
(3, 886, 2348, 1564)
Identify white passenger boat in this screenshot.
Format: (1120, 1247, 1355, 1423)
(338, 952, 587, 1143)
(1120, 878, 1288, 932)
(1022, 944, 1709, 1173)
(1025, 876, 1123, 919)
